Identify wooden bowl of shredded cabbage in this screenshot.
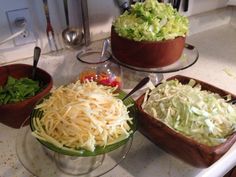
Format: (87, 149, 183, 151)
(30, 81, 137, 156)
(111, 0, 188, 68)
(136, 75, 236, 167)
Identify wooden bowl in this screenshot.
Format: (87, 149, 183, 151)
(0, 64, 53, 128)
(111, 27, 186, 68)
(136, 75, 236, 167)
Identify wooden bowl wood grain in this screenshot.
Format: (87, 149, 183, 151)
(136, 75, 236, 167)
(111, 27, 186, 68)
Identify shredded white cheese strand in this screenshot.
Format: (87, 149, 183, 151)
(32, 81, 133, 152)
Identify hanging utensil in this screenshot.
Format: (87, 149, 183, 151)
(116, 0, 130, 12)
(183, 0, 189, 12)
(42, 0, 59, 51)
(64, 0, 69, 28)
(175, 0, 181, 11)
(168, 0, 174, 7)
(172, 0, 181, 10)
(81, 0, 90, 46)
(62, 0, 83, 48)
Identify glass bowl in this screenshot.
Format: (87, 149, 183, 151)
(16, 89, 137, 176)
(16, 120, 133, 176)
(76, 49, 122, 88)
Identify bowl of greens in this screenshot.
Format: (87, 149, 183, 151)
(111, 0, 189, 68)
(136, 75, 236, 167)
(0, 64, 53, 128)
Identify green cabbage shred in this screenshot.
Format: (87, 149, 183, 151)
(142, 79, 236, 146)
(113, 0, 189, 41)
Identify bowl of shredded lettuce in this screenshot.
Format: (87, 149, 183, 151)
(136, 75, 236, 167)
(111, 0, 189, 68)
(113, 0, 188, 41)
(0, 64, 52, 128)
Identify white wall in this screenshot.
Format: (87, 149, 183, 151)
(182, 0, 229, 16)
(0, 0, 231, 63)
(228, 0, 236, 5)
(0, 0, 66, 61)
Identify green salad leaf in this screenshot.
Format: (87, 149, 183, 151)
(142, 79, 236, 146)
(113, 0, 189, 41)
(0, 76, 40, 105)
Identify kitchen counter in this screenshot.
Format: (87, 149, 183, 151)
(1, 24, 236, 177)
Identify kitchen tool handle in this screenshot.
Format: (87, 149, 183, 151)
(42, 0, 50, 20)
(81, 0, 90, 46)
(32, 47, 41, 80)
(227, 99, 236, 105)
(116, 0, 130, 12)
(169, 0, 175, 7)
(183, 0, 189, 12)
(173, 0, 180, 10)
(185, 43, 195, 50)
(42, 0, 59, 51)
(63, 0, 69, 27)
(42, 0, 52, 33)
(122, 77, 150, 101)
(176, 0, 181, 11)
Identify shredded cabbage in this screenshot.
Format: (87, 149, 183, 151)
(113, 0, 189, 41)
(142, 79, 236, 146)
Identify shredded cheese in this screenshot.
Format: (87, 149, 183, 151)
(32, 81, 133, 152)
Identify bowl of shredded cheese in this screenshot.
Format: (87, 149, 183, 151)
(30, 80, 137, 157)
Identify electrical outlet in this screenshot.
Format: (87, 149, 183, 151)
(6, 8, 36, 46)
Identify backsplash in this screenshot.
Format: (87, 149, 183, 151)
(0, 0, 232, 63)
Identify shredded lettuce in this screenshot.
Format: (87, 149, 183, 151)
(113, 0, 189, 41)
(142, 79, 236, 146)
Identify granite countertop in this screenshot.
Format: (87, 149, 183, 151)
(0, 24, 236, 177)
